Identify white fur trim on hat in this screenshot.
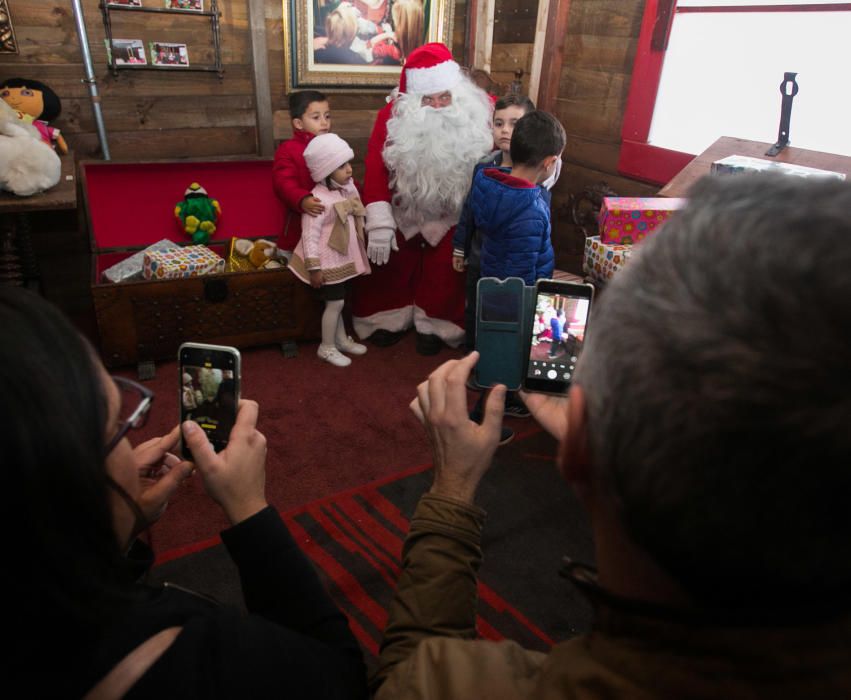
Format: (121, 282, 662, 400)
(405, 60, 463, 95)
(303, 133, 355, 183)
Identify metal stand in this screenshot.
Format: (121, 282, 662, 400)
(765, 72, 798, 157)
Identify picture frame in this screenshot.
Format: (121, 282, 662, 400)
(0, 0, 18, 55)
(150, 41, 190, 66)
(283, 0, 455, 92)
(105, 38, 148, 65)
(107, 0, 144, 6)
(164, 0, 204, 10)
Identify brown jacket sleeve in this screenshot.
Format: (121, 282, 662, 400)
(370, 493, 486, 692)
(370, 493, 549, 699)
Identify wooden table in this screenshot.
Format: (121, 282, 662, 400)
(0, 152, 77, 288)
(659, 137, 851, 198)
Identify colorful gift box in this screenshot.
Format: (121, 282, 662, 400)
(102, 238, 179, 283)
(711, 155, 846, 181)
(583, 235, 633, 284)
(598, 197, 686, 245)
(143, 245, 225, 280)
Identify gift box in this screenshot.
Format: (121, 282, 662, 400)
(143, 245, 225, 280)
(583, 235, 633, 284)
(711, 155, 846, 181)
(102, 238, 178, 283)
(598, 197, 686, 245)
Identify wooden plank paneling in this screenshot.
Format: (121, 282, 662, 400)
(273, 109, 378, 142)
(555, 67, 630, 141)
(70, 126, 257, 160)
(492, 0, 537, 44)
(565, 0, 643, 39)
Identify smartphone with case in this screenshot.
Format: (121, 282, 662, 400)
(473, 277, 530, 390)
(179, 342, 241, 459)
(523, 279, 594, 395)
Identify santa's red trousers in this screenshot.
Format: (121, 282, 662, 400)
(351, 229, 466, 346)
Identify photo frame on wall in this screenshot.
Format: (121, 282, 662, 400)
(283, 0, 455, 92)
(0, 0, 19, 54)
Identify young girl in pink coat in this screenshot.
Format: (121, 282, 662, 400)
(289, 133, 371, 367)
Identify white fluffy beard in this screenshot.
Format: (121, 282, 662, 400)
(383, 78, 493, 234)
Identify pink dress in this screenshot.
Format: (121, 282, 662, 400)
(288, 180, 371, 286)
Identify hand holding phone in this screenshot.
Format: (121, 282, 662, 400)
(179, 342, 241, 460)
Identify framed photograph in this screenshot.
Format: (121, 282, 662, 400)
(150, 41, 190, 66)
(107, 0, 144, 6)
(164, 0, 204, 9)
(283, 0, 456, 92)
(105, 38, 148, 65)
(0, 0, 18, 55)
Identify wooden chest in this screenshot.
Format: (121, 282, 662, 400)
(82, 159, 321, 376)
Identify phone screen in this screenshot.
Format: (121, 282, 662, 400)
(523, 282, 593, 395)
(179, 343, 240, 458)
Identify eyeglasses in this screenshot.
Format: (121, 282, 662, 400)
(421, 91, 453, 108)
(105, 376, 154, 455)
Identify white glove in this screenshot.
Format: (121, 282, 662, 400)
(367, 227, 399, 266)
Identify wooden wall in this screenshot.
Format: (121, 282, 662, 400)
(549, 0, 658, 272)
(489, 0, 535, 95)
(0, 1, 258, 160)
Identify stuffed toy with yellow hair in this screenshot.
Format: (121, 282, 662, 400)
(174, 182, 221, 244)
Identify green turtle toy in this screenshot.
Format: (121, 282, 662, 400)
(174, 182, 221, 244)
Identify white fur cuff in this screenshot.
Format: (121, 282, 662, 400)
(365, 201, 397, 233)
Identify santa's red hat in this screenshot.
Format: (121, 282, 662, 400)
(399, 42, 463, 95)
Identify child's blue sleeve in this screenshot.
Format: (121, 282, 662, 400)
(452, 190, 475, 256)
(536, 216, 555, 280)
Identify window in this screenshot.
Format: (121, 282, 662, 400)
(618, 1, 851, 185)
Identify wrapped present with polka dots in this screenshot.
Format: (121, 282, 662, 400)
(598, 197, 686, 245)
(143, 245, 225, 280)
(583, 236, 633, 285)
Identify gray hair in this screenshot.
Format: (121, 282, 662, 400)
(573, 173, 851, 609)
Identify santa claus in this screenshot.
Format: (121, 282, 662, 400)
(352, 42, 494, 354)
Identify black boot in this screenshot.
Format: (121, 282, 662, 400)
(368, 329, 407, 347)
(415, 332, 443, 356)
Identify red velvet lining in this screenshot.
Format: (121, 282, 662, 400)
(84, 160, 284, 252)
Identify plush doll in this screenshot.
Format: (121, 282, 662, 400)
(233, 238, 283, 269)
(174, 182, 221, 244)
(0, 98, 61, 196)
(0, 78, 68, 155)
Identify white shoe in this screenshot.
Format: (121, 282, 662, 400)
(317, 344, 351, 367)
(336, 335, 367, 355)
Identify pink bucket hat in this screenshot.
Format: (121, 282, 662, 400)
(303, 133, 354, 183)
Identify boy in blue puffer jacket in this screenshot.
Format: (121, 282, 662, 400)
(454, 110, 566, 433)
(461, 110, 564, 284)
(452, 96, 560, 351)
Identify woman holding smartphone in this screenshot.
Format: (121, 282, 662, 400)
(2, 287, 367, 700)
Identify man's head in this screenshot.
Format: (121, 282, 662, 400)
(288, 90, 330, 135)
(570, 174, 851, 612)
(383, 43, 493, 231)
(510, 110, 565, 182)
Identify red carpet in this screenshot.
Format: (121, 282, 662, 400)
(119, 333, 466, 553)
(149, 429, 595, 664)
